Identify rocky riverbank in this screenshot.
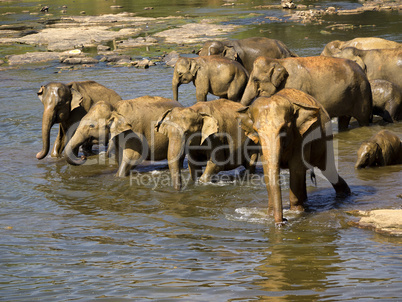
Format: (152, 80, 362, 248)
(1, 0, 400, 70)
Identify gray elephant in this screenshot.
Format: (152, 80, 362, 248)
(65, 96, 182, 178)
(355, 130, 402, 169)
(370, 79, 402, 123)
(332, 47, 402, 90)
(237, 89, 351, 225)
(36, 81, 122, 160)
(321, 37, 401, 57)
(173, 55, 249, 103)
(155, 99, 259, 191)
(240, 55, 373, 131)
(197, 37, 298, 73)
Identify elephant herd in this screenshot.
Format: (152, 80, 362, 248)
(36, 36, 402, 225)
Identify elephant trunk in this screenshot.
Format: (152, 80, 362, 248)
(36, 109, 55, 159)
(240, 77, 258, 106)
(64, 132, 87, 166)
(260, 134, 284, 225)
(167, 136, 185, 191)
(172, 74, 181, 102)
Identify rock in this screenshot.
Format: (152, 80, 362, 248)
(6, 52, 61, 65)
(133, 58, 152, 68)
(118, 36, 158, 49)
(154, 21, 238, 44)
(97, 45, 111, 52)
(348, 209, 402, 236)
(0, 59, 4, 65)
(4, 26, 141, 51)
(281, 0, 296, 9)
(101, 54, 131, 62)
(61, 56, 99, 64)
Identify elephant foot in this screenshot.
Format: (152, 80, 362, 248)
(290, 205, 304, 212)
(275, 218, 288, 227)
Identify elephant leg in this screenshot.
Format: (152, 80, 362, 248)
(188, 161, 203, 181)
(199, 159, 220, 183)
(227, 85, 242, 102)
(289, 165, 307, 211)
(320, 155, 351, 197)
(51, 125, 66, 157)
(116, 137, 145, 177)
(338, 116, 351, 131)
(116, 148, 142, 177)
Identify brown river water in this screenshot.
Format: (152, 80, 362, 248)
(1, 1, 402, 301)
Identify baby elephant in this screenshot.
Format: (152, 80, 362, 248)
(172, 55, 249, 103)
(355, 130, 402, 169)
(64, 96, 182, 177)
(155, 99, 259, 190)
(370, 79, 402, 122)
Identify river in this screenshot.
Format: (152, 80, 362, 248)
(1, 1, 402, 301)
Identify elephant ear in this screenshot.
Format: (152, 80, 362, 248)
(37, 86, 45, 102)
(108, 111, 132, 141)
(373, 142, 384, 165)
(200, 113, 219, 145)
(70, 87, 84, 111)
(154, 108, 173, 137)
(352, 56, 366, 72)
(293, 102, 321, 137)
(222, 46, 238, 61)
(270, 62, 288, 88)
(189, 59, 200, 77)
(237, 107, 259, 144)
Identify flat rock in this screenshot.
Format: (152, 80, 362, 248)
(6, 52, 61, 65)
(154, 21, 238, 44)
(349, 209, 402, 236)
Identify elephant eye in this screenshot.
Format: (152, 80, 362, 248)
(89, 124, 95, 128)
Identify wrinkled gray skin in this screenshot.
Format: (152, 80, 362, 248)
(355, 130, 402, 169)
(155, 99, 259, 191)
(332, 47, 402, 90)
(197, 37, 298, 73)
(237, 89, 351, 225)
(36, 81, 122, 160)
(172, 55, 249, 103)
(321, 37, 401, 57)
(370, 79, 402, 122)
(240, 56, 373, 131)
(65, 96, 182, 178)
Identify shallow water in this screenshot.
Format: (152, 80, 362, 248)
(1, 1, 402, 301)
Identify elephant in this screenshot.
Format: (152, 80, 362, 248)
(172, 55, 249, 103)
(237, 88, 351, 225)
(321, 37, 401, 57)
(355, 130, 402, 169)
(64, 96, 183, 177)
(240, 55, 373, 131)
(370, 79, 402, 123)
(155, 99, 260, 191)
(332, 47, 402, 90)
(197, 37, 298, 73)
(36, 81, 122, 160)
